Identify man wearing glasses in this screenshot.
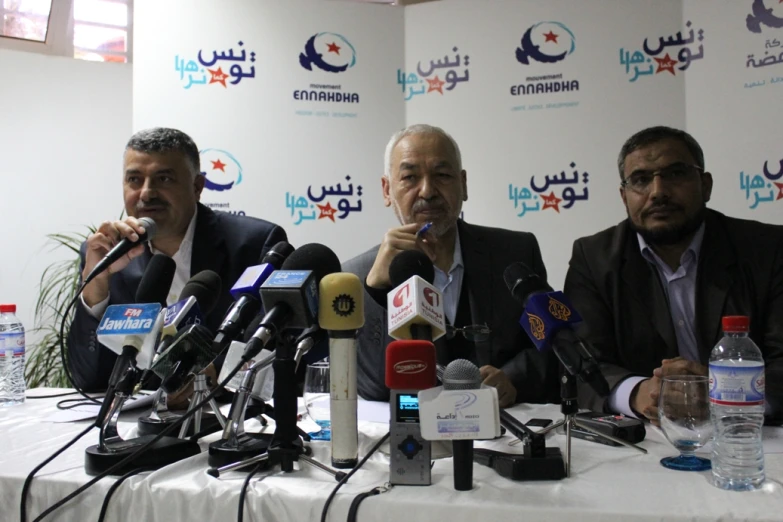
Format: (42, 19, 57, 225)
(565, 126, 783, 424)
(343, 124, 559, 407)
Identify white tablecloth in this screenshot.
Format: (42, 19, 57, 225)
(2, 389, 782, 522)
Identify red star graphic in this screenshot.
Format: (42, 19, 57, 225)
(317, 202, 337, 222)
(208, 67, 229, 87)
(211, 159, 226, 172)
(543, 31, 559, 43)
(326, 42, 341, 54)
(541, 191, 563, 213)
(426, 75, 445, 94)
(775, 182, 783, 201)
(654, 53, 678, 75)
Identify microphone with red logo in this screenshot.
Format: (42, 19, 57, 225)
(386, 250, 445, 342)
(385, 339, 437, 486)
(318, 273, 364, 469)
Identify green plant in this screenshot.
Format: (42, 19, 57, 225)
(25, 227, 95, 388)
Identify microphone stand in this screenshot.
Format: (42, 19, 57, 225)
(548, 370, 647, 477)
(178, 374, 227, 438)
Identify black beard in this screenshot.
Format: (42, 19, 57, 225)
(629, 204, 706, 246)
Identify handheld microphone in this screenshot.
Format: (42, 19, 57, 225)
(213, 241, 294, 354)
(84, 217, 158, 285)
(442, 359, 482, 491)
(386, 250, 445, 342)
(319, 272, 364, 469)
(242, 243, 341, 362)
(385, 339, 437, 486)
(503, 263, 610, 396)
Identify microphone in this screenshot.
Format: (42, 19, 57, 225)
(386, 250, 445, 342)
(213, 241, 295, 354)
(318, 272, 365, 469)
(242, 243, 341, 362)
(503, 262, 610, 396)
(95, 254, 175, 424)
(84, 217, 158, 285)
(442, 359, 481, 491)
(385, 339, 437, 486)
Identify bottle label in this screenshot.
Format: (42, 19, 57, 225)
(0, 332, 25, 356)
(709, 363, 764, 406)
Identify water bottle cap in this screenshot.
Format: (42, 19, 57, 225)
(0, 304, 16, 313)
(722, 315, 749, 332)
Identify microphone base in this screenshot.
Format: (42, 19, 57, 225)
(208, 432, 274, 468)
(473, 447, 566, 481)
(84, 435, 200, 476)
(137, 412, 223, 438)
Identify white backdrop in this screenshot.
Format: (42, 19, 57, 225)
(127, 0, 783, 289)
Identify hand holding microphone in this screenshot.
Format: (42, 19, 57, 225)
(82, 217, 157, 305)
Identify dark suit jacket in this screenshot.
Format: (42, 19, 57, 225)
(67, 203, 288, 391)
(564, 209, 783, 420)
(342, 219, 561, 404)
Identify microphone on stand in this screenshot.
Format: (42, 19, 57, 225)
(386, 250, 445, 342)
(441, 359, 482, 491)
(318, 272, 365, 469)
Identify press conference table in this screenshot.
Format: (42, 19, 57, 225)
(2, 389, 782, 522)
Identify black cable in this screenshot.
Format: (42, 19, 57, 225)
(237, 462, 265, 522)
(58, 283, 102, 405)
(20, 423, 95, 522)
(96, 467, 151, 522)
(56, 397, 105, 410)
(320, 432, 390, 522)
(28, 361, 245, 522)
(26, 391, 81, 399)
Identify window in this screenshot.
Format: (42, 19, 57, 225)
(0, 0, 132, 63)
(0, 0, 53, 42)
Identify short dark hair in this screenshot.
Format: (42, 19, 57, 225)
(125, 127, 201, 178)
(617, 126, 704, 180)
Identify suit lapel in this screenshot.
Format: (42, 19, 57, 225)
(190, 203, 226, 278)
(119, 244, 152, 301)
(620, 222, 679, 358)
(458, 220, 493, 367)
(695, 211, 736, 361)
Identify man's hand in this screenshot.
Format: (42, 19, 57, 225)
(630, 376, 662, 426)
(480, 365, 517, 408)
(82, 217, 149, 306)
(653, 357, 708, 379)
(365, 223, 436, 288)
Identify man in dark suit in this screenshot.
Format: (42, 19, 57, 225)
(565, 125, 783, 424)
(342, 124, 559, 407)
(67, 128, 287, 391)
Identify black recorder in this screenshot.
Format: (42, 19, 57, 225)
(568, 413, 646, 447)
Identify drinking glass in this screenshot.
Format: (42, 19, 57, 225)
(659, 375, 713, 471)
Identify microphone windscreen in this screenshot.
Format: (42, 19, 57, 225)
(318, 273, 364, 331)
(502, 262, 551, 305)
(137, 216, 158, 242)
(281, 243, 341, 284)
(262, 241, 295, 269)
(136, 254, 176, 306)
(180, 270, 222, 316)
(442, 359, 482, 391)
(384, 340, 437, 390)
(389, 250, 435, 287)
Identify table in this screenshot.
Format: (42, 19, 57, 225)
(2, 389, 782, 522)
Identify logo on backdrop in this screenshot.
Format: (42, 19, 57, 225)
(747, 0, 783, 33)
(619, 21, 705, 83)
(285, 175, 363, 225)
(744, 2, 783, 89)
(199, 149, 246, 216)
(739, 156, 783, 209)
(509, 22, 580, 112)
(398, 46, 470, 101)
(508, 161, 590, 217)
(294, 32, 360, 114)
(174, 41, 256, 89)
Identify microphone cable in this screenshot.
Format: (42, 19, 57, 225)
(96, 467, 153, 522)
(319, 431, 390, 522)
(237, 462, 267, 522)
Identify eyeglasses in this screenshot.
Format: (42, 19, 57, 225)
(621, 163, 703, 194)
(445, 324, 491, 342)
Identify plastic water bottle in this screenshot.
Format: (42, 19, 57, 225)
(709, 315, 765, 490)
(0, 304, 26, 406)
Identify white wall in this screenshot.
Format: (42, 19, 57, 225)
(0, 49, 132, 343)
